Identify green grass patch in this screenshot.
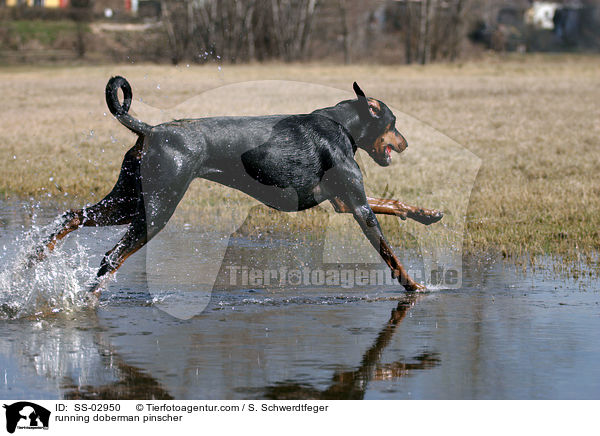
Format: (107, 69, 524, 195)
(8, 20, 85, 45)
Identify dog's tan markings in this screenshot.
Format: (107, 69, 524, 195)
(382, 128, 407, 152)
(365, 197, 443, 225)
(45, 212, 83, 252)
(371, 124, 407, 157)
(367, 98, 381, 111)
(332, 197, 443, 225)
(367, 98, 381, 117)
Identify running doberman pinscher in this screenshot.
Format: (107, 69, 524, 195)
(32, 77, 443, 294)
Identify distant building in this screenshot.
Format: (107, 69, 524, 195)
(4, 0, 145, 14)
(525, 2, 561, 29)
(5, 0, 68, 7)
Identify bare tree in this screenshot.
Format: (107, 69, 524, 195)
(161, 0, 194, 64)
(194, 0, 258, 62)
(418, 0, 437, 64)
(270, 0, 318, 61)
(69, 0, 92, 59)
(338, 0, 351, 64)
(449, 0, 467, 61)
(395, 0, 472, 64)
(403, 1, 415, 64)
(157, 0, 474, 65)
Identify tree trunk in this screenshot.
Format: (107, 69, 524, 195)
(449, 0, 466, 62)
(338, 0, 350, 64)
(404, 1, 413, 64)
(418, 0, 427, 65)
(299, 0, 317, 60)
(161, 0, 182, 64)
(423, 0, 435, 64)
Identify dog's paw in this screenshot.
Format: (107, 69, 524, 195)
(24, 247, 47, 268)
(392, 270, 427, 292)
(411, 209, 443, 225)
(405, 281, 427, 292)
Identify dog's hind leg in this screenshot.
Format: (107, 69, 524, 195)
(86, 141, 196, 295)
(331, 197, 443, 225)
(86, 181, 190, 295)
(28, 203, 128, 266)
(86, 218, 149, 295)
(29, 139, 144, 264)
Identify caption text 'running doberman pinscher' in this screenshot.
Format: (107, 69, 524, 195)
(32, 77, 443, 294)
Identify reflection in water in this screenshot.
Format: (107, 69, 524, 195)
(60, 328, 173, 400)
(0, 309, 173, 400)
(1, 296, 436, 400)
(262, 295, 440, 399)
(62, 365, 173, 400)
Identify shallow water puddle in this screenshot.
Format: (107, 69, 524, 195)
(1, 200, 599, 399)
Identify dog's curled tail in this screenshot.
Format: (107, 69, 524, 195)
(105, 76, 151, 136)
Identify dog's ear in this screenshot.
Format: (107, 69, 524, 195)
(353, 82, 380, 119)
(353, 82, 371, 119)
(353, 82, 366, 99)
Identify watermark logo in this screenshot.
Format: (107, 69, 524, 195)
(2, 402, 50, 434)
(226, 265, 459, 289)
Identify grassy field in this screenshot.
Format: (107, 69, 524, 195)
(1, 55, 599, 268)
(7, 20, 83, 45)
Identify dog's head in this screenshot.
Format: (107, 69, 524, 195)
(351, 82, 407, 167)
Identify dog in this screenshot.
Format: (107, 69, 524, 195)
(33, 77, 443, 294)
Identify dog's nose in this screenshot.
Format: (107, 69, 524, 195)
(394, 130, 407, 151)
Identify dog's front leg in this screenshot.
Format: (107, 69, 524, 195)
(331, 197, 443, 225)
(331, 196, 425, 292)
(368, 197, 443, 225)
(355, 205, 425, 292)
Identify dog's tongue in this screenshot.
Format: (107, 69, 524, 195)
(386, 145, 392, 158)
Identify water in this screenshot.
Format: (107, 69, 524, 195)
(0, 200, 599, 399)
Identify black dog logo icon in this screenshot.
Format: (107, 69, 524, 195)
(2, 402, 50, 433)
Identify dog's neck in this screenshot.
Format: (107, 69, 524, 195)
(312, 101, 367, 153)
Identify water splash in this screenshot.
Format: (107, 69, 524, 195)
(0, 217, 100, 320)
(210, 289, 437, 310)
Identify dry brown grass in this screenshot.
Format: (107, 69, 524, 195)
(1, 54, 599, 266)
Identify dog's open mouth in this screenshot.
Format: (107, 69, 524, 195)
(380, 145, 392, 166)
